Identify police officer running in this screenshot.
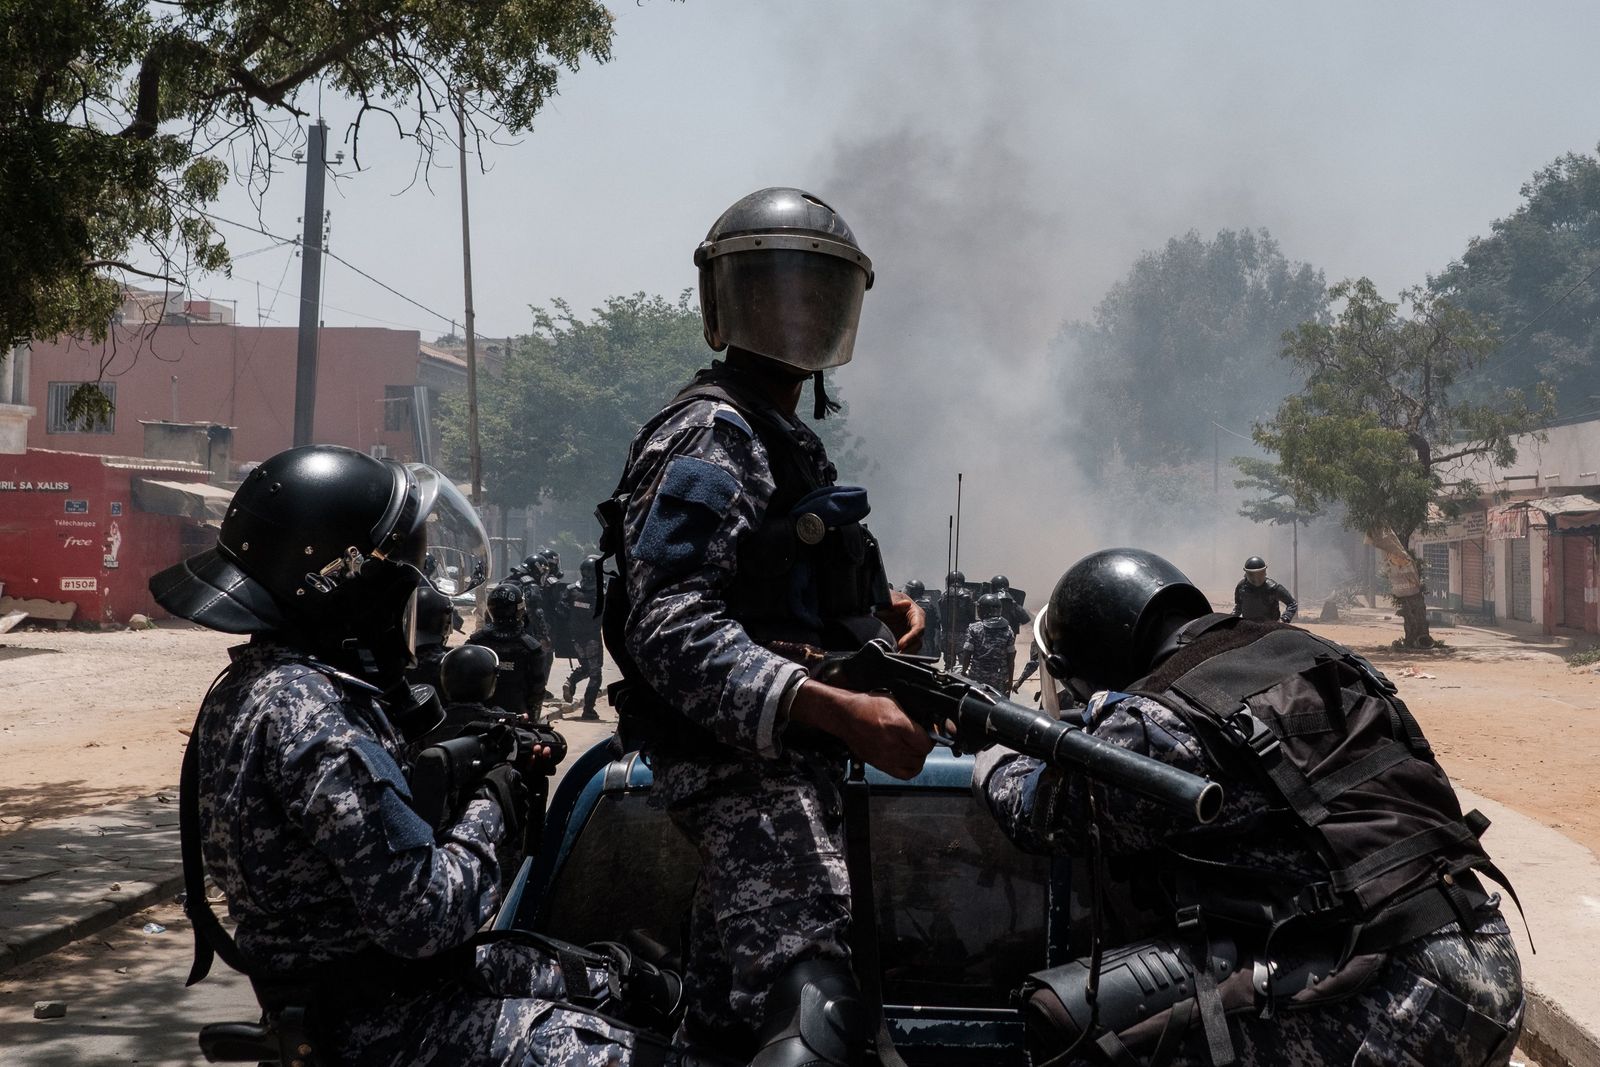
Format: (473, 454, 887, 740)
(960, 593, 1017, 692)
(599, 187, 930, 1065)
(975, 548, 1523, 1067)
(561, 555, 605, 721)
(1233, 555, 1297, 623)
(149, 445, 669, 1066)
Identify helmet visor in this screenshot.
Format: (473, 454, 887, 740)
(403, 465, 490, 596)
(705, 239, 871, 372)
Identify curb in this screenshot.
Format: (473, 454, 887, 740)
(1525, 983, 1600, 1067)
(0, 871, 185, 977)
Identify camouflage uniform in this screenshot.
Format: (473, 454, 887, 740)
(197, 640, 652, 1066)
(616, 389, 854, 1044)
(979, 689, 1524, 1066)
(960, 617, 1016, 690)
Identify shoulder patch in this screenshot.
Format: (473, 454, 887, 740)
(349, 735, 413, 800)
(712, 405, 754, 439)
(636, 456, 742, 571)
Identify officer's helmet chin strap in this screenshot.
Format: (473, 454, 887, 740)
(813, 371, 842, 420)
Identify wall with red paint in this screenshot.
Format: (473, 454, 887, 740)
(0, 450, 210, 624)
(25, 324, 423, 464)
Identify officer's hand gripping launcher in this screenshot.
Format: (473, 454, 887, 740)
(812, 640, 1224, 824)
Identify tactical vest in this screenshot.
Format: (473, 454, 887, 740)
(1025, 615, 1522, 1067)
(597, 365, 892, 758)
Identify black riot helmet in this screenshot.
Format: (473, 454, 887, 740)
(414, 586, 455, 647)
(694, 187, 874, 373)
(903, 579, 925, 600)
(486, 581, 527, 628)
(977, 593, 1005, 620)
(990, 575, 1010, 592)
(1036, 549, 1212, 693)
(1244, 556, 1267, 573)
(522, 553, 543, 575)
(579, 554, 600, 588)
(946, 570, 965, 589)
(150, 445, 488, 640)
(440, 644, 499, 704)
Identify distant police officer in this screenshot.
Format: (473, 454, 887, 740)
(406, 585, 456, 697)
(600, 187, 929, 1064)
(976, 549, 1523, 1067)
(960, 593, 1017, 691)
(904, 579, 942, 664)
(1234, 555, 1297, 623)
(561, 555, 605, 721)
(468, 582, 547, 721)
(940, 569, 976, 666)
(989, 573, 1031, 631)
(149, 445, 655, 1066)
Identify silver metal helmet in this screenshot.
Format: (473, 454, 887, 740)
(694, 187, 874, 373)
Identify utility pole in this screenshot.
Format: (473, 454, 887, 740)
(457, 92, 482, 506)
(292, 119, 329, 448)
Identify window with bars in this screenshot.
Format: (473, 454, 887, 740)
(384, 385, 412, 432)
(1422, 542, 1450, 597)
(46, 381, 116, 434)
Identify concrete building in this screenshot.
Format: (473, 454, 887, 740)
(24, 319, 470, 468)
(1421, 417, 1600, 634)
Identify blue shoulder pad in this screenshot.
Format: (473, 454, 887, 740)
(348, 736, 434, 852)
(636, 456, 741, 572)
(712, 406, 754, 438)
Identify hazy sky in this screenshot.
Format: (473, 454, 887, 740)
(172, 1, 1600, 592)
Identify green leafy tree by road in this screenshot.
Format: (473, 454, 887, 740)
(1, 0, 614, 421)
(1256, 278, 1550, 647)
(1431, 148, 1600, 416)
(442, 291, 869, 549)
(1055, 228, 1328, 470)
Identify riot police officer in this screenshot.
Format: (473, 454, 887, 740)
(989, 573, 1031, 631)
(1234, 555, 1298, 623)
(903, 579, 941, 666)
(561, 555, 605, 721)
(149, 445, 659, 1065)
(599, 187, 929, 1064)
(468, 582, 548, 721)
(959, 592, 1017, 691)
(406, 585, 456, 697)
(975, 549, 1523, 1067)
(939, 569, 976, 666)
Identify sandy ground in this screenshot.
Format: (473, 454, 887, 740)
(4, 609, 1599, 859)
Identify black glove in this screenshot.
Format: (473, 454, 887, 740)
(522, 724, 568, 776)
(588, 940, 683, 1032)
(476, 764, 531, 845)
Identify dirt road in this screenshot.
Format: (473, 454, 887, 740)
(4, 611, 1599, 860)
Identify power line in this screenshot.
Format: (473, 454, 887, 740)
(200, 209, 502, 340)
(1468, 258, 1600, 380)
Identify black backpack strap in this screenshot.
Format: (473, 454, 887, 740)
(180, 708, 253, 986)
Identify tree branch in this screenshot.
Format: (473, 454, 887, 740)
(84, 260, 181, 284)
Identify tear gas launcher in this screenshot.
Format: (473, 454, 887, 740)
(811, 639, 1224, 824)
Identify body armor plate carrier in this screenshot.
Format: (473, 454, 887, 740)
(595, 365, 892, 760)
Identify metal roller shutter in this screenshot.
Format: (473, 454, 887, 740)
(1462, 540, 1484, 611)
(1509, 539, 1532, 621)
(1564, 534, 1590, 629)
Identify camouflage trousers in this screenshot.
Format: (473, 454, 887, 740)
(565, 639, 605, 710)
(326, 941, 661, 1066)
(663, 758, 854, 1049)
(1054, 919, 1523, 1067)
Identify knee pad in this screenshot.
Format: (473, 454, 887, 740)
(749, 958, 868, 1067)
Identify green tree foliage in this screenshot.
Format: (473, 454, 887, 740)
(441, 292, 869, 547)
(1233, 455, 1318, 528)
(1257, 278, 1551, 645)
(1055, 229, 1327, 469)
(1, 0, 614, 418)
(1431, 148, 1600, 416)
